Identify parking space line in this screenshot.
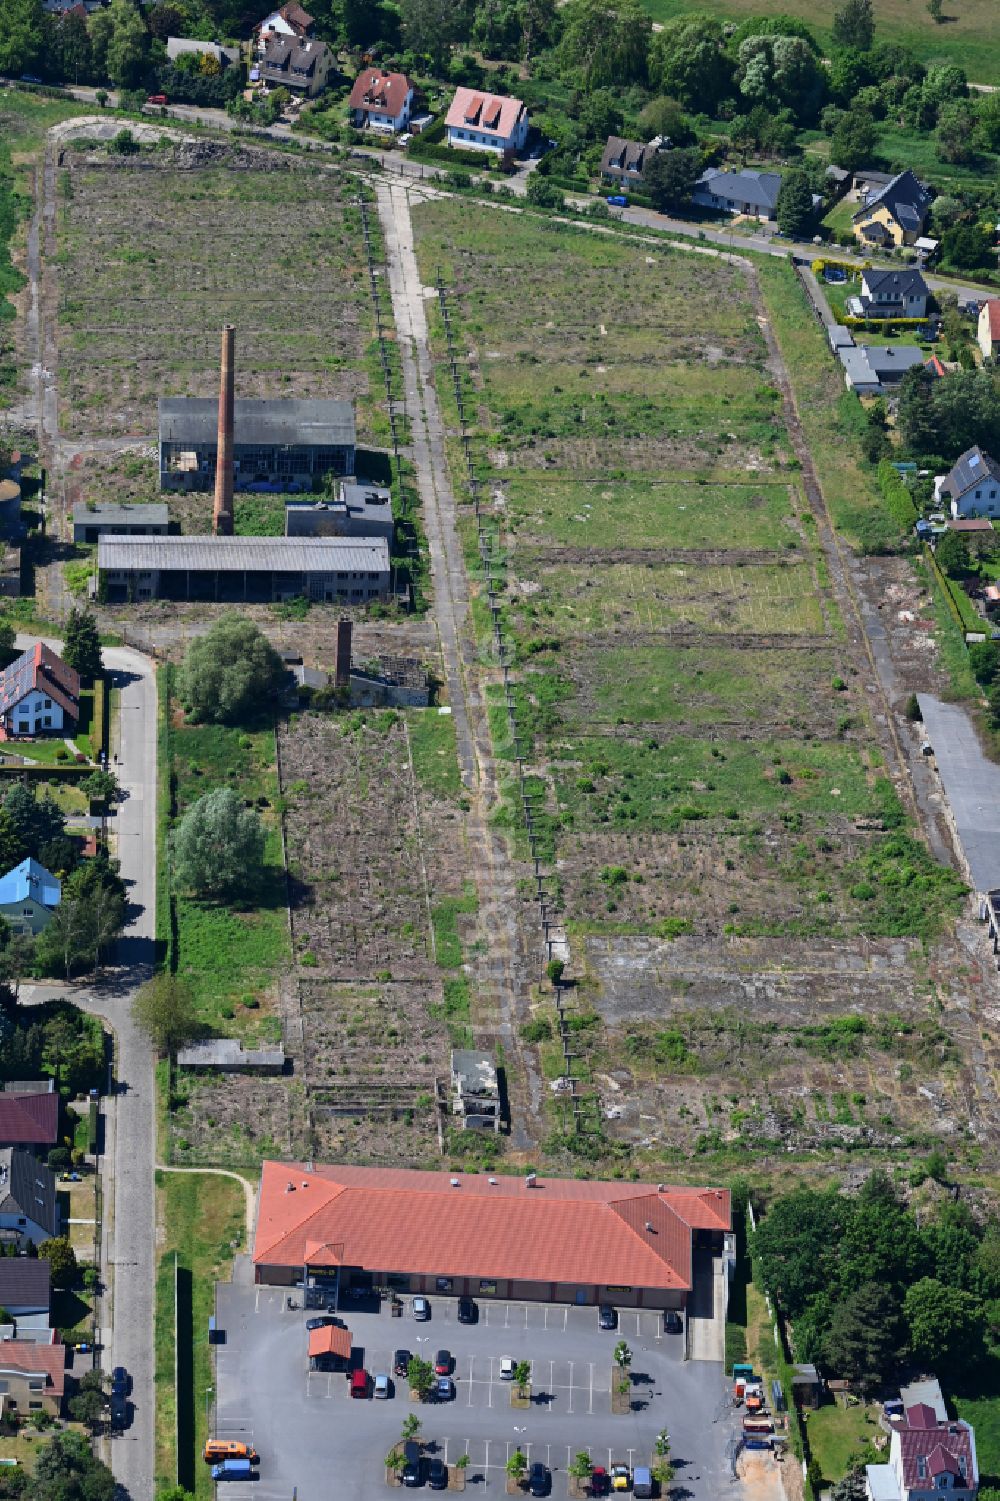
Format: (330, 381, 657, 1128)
(548, 1359, 555, 1399)
(467, 1356, 475, 1406)
(589, 1363, 594, 1415)
(567, 1360, 574, 1413)
(504, 1305, 510, 1328)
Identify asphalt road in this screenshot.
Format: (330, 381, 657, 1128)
(215, 1289, 737, 1501)
(918, 694, 1000, 895)
(20, 639, 158, 1501)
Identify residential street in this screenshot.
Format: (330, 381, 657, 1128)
(20, 641, 158, 1501)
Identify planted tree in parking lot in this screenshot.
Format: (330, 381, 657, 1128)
(507, 1450, 528, 1484)
(514, 1359, 531, 1393)
(407, 1356, 435, 1399)
(612, 1340, 632, 1370)
(401, 1414, 422, 1439)
(569, 1453, 592, 1485)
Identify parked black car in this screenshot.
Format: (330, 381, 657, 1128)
(664, 1311, 683, 1334)
(111, 1367, 129, 1397)
(402, 1441, 422, 1487)
(394, 1349, 412, 1377)
(428, 1459, 448, 1490)
(598, 1305, 616, 1330)
(529, 1462, 550, 1496)
(457, 1297, 477, 1324)
(109, 1395, 129, 1432)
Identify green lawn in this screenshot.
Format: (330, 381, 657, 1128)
(821, 198, 857, 241)
(504, 474, 799, 551)
(407, 708, 462, 802)
(804, 1401, 881, 1488)
(634, 0, 1000, 77)
(154, 1171, 246, 1500)
(165, 705, 290, 1032)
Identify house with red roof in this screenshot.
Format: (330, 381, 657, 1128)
(0, 1335, 66, 1417)
(0, 642, 79, 740)
(0, 1081, 58, 1148)
(866, 1402, 978, 1501)
(256, 0, 313, 50)
(348, 70, 414, 134)
(445, 88, 529, 157)
(978, 300, 1000, 363)
(252, 1162, 730, 1310)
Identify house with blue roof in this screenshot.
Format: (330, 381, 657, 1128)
(0, 859, 61, 936)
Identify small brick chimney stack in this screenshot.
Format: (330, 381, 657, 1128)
(212, 324, 235, 537)
(335, 618, 352, 689)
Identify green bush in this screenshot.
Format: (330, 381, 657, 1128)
(877, 460, 918, 531)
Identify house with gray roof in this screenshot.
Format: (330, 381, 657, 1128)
(847, 267, 929, 321)
(0, 1149, 60, 1248)
(836, 337, 925, 395)
(600, 135, 668, 189)
(692, 168, 782, 221)
(853, 168, 931, 248)
(261, 34, 331, 96)
(0, 1257, 51, 1323)
(936, 446, 1000, 519)
(176, 1039, 286, 1072)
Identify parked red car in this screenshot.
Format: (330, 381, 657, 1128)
(146, 93, 168, 105)
(349, 1368, 369, 1398)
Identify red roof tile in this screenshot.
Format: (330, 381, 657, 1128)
(254, 1164, 730, 1293)
(0, 1338, 66, 1399)
(348, 70, 412, 117)
(0, 1088, 58, 1147)
(308, 1324, 352, 1360)
(445, 87, 525, 141)
(0, 643, 80, 724)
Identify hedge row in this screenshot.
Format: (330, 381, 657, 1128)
(838, 314, 931, 331)
(877, 459, 919, 530)
(92, 676, 108, 759)
(407, 137, 494, 169)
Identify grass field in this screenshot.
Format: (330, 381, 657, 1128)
(154, 1170, 246, 1499)
(635, 0, 1000, 78)
(804, 1401, 881, 1487)
(412, 195, 971, 1168)
(163, 686, 290, 1034)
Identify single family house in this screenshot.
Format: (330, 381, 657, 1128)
(0, 642, 79, 739)
(600, 135, 668, 189)
(847, 268, 929, 320)
(0, 859, 61, 937)
(256, 0, 313, 49)
(445, 87, 528, 156)
(936, 446, 1000, 519)
(260, 35, 331, 96)
(0, 1081, 58, 1149)
(692, 168, 782, 221)
(0, 1257, 51, 1322)
(978, 300, 1000, 363)
(348, 69, 414, 133)
(0, 1149, 60, 1249)
(0, 1336, 66, 1418)
(866, 1402, 978, 1501)
(852, 168, 931, 248)
(838, 342, 926, 395)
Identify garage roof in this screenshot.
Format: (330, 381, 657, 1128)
(158, 397, 355, 449)
(308, 1324, 352, 1360)
(253, 1163, 730, 1293)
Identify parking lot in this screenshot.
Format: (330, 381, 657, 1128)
(214, 1284, 743, 1501)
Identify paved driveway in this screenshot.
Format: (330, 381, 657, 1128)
(214, 1287, 739, 1501)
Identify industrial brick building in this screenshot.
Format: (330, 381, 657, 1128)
(252, 1161, 730, 1310)
(98, 536, 390, 604)
(285, 481, 393, 544)
(158, 398, 355, 493)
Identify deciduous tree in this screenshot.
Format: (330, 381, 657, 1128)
(832, 0, 874, 53)
(132, 974, 199, 1055)
(642, 147, 700, 211)
(649, 15, 732, 112)
(0, 0, 45, 77)
(179, 614, 285, 725)
(171, 787, 265, 898)
(775, 169, 815, 236)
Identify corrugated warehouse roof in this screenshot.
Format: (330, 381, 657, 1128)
(158, 398, 355, 449)
(253, 1162, 730, 1292)
(98, 537, 389, 572)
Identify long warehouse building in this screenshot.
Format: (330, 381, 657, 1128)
(159, 397, 356, 492)
(98, 536, 390, 604)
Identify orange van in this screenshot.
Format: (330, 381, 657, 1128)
(203, 1441, 259, 1464)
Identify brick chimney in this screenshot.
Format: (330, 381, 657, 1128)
(212, 324, 235, 537)
(335, 618, 352, 689)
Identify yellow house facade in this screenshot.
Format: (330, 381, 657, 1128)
(852, 169, 931, 249)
